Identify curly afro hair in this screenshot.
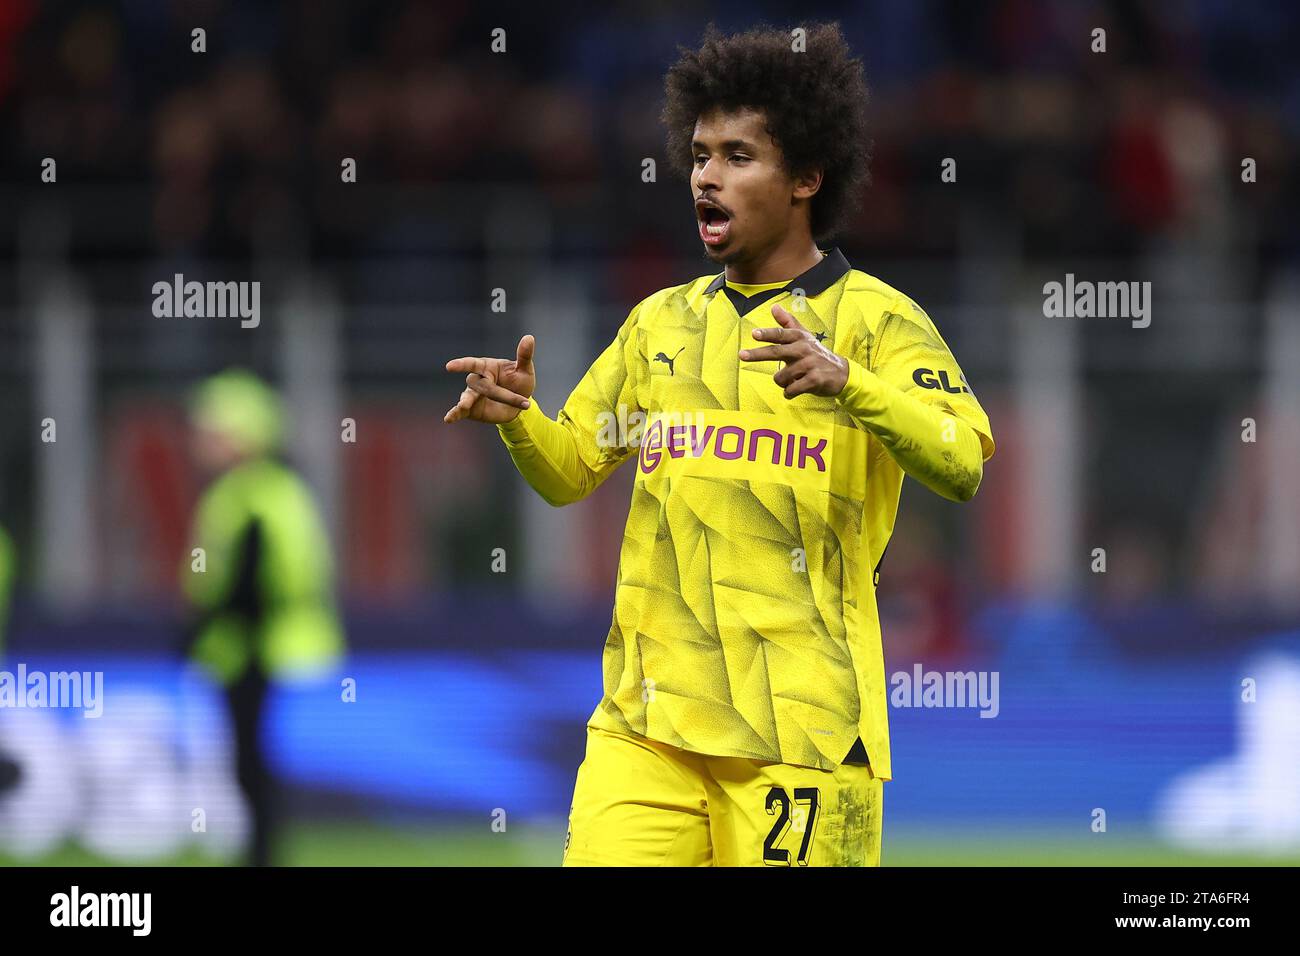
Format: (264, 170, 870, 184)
(662, 22, 871, 242)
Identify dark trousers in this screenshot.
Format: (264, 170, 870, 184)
(225, 666, 275, 866)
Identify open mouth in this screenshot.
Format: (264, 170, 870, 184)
(697, 201, 732, 246)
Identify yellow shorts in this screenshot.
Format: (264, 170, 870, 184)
(563, 724, 883, 867)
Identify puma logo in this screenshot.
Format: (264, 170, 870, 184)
(653, 346, 686, 376)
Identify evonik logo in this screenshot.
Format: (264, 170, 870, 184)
(637, 417, 827, 475)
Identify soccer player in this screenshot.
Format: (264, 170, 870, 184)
(444, 23, 994, 866)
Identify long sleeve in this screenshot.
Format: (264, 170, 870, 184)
(497, 301, 645, 506)
(838, 361, 986, 501)
(838, 294, 995, 503)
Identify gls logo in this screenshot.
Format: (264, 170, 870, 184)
(912, 367, 971, 394)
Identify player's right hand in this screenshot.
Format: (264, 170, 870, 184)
(443, 334, 536, 424)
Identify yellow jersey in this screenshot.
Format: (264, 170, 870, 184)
(498, 248, 993, 776)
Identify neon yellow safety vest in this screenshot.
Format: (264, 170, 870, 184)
(183, 458, 344, 684)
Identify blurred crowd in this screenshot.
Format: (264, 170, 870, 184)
(1, 0, 1295, 277)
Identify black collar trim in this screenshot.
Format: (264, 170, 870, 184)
(704, 247, 851, 315)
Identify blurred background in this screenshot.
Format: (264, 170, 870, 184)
(0, 0, 1298, 865)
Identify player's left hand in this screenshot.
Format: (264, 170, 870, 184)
(739, 303, 848, 399)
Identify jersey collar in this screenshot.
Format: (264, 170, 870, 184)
(704, 246, 851, 316)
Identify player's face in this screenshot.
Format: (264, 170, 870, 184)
(691, 107, 800, 265)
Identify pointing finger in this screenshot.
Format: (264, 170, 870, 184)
(445, 356, 489, 375)
(750, 326, 803, 344)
